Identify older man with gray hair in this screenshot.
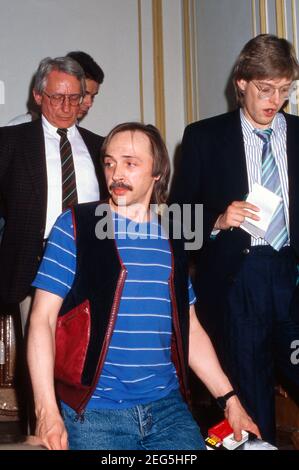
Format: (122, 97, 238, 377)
(0, 56, 105, 330)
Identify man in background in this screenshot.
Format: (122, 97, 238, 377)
(3, 52, 104, 244)
(7, 51, 104, 126)
(170, 34, 299, 444)
(0, 56, 105, 330)
(66, 51, 104, 122)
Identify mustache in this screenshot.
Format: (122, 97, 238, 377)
(109, 181, 133, 191)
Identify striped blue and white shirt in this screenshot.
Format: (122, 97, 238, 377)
(33, 209, 196, 409)
(240, 110, 289, 247)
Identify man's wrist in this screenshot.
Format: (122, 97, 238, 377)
(35, 402, 60, 419)
(214, 215, 222, 230)
(216, 390, 237, 410)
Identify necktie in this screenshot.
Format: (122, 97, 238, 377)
(57, 128, 78, 210)
(254, 128, 288, 251)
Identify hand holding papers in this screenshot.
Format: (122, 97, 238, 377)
(240, 183, 282, 239)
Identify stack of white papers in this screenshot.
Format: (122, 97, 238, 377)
(240, 183, 282, 239)
(238, 438, 278, 450)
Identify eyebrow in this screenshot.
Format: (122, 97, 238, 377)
(103, 154, 141, 160)
(258, 80, 292, 85)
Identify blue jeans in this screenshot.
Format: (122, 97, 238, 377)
(61, 390, 206, 450)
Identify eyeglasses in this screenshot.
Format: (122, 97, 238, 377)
(43, 92, 83, 106)
(252, 81, 297, 101)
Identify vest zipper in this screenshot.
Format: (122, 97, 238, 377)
(74, 411, 85, 423)
(168, 245, 189, 401)
(77, 265, 127, 414)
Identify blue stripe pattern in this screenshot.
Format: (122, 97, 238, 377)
(254, 128, 288, 251)
(33, 210, 76, 297)
(240, 110, 289, 247)
(33, 210, 196, 409)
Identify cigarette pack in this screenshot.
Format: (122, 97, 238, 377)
(208, 419, 234, 441)
(206, 419, 248, 450)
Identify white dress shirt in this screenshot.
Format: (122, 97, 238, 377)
(42, 116, 100, 238)
(240, 110, 289, 247)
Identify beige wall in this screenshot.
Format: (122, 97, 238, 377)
(1, 0, 299, 163)
(0, 0, 141, 135)
(192, 0, 299, 121)
(0, 0, 186, 161)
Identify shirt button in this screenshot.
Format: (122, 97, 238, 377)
(242, 248, 250, 255)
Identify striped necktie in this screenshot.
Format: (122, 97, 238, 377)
(57, 128, 78, 210)
(254, 128, 288, 251)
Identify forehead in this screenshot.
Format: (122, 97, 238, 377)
(85, 79, 99, 95)
(45, 70, 81, 92)
(106, 130, 152, 158)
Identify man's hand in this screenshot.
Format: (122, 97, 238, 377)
(224, 395, 261, 441)
(35, 410, 68, 450)
(214, 201, 260, 231)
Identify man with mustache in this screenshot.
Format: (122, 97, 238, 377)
(110, 180, 133, 193)
(27, 122, 259, 450)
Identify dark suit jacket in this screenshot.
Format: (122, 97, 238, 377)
(0, 118, 106, 304)
(170, 109, 299, 327)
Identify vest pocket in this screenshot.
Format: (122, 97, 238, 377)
(54, 299, 90, 386)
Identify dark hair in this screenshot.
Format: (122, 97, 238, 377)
(101, 122, 170, 205)
(34, 56, 85, 95)
(67, 51, 104, 84)
(233, 34, 299, 105)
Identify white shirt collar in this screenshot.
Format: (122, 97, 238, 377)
(240, 109, 285, 136)
(41, 115, 77, 138)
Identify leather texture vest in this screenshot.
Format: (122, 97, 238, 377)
(55, 202, 191, 413)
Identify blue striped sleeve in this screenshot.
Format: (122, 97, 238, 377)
(188, 278, 197, 305)
(32, 210, 76, 298)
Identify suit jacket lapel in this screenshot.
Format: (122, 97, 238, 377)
(222, 110, 249, 199)
(285, 114, 299, 253)
(23, 119, 47, 201)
